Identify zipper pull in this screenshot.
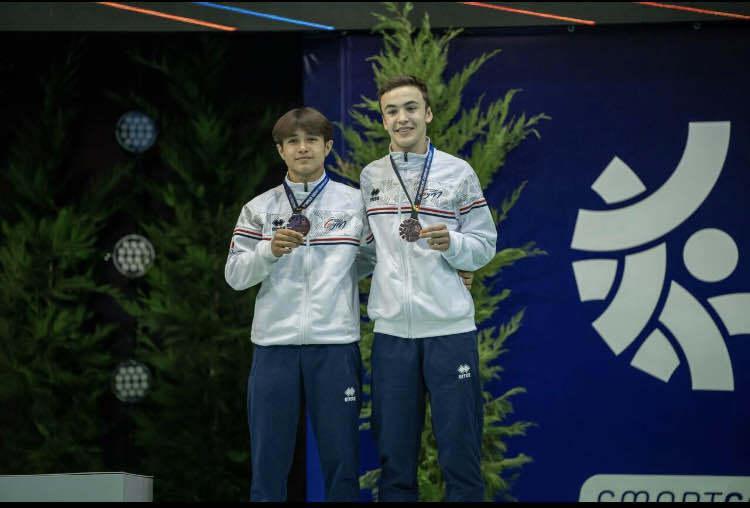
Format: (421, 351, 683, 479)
(404, 152, 408, 162)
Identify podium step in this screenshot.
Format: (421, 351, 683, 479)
(0, 472, 153, 502)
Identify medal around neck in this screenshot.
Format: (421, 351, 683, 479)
(287, 213, 311, 236)
(399, 217, 422, 242)
(389, 143, 435, 242)
(282, 174, 329, 238)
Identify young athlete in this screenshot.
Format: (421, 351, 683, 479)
(225, 107, 373, 501)
(360, 75, 497, 502)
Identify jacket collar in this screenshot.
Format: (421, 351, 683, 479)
(388, 137, 432, 167)
(284, 170, 327, 195)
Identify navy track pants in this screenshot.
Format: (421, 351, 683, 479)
(371, 331, 485, 502)
(247, 342, 362, 501)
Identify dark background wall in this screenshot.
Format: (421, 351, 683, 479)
(0, 31, 308, 501)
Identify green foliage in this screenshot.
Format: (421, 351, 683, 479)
(116, 36, 277, 501)
(0, 41, 121, 475)
(329, 2, 550, 501)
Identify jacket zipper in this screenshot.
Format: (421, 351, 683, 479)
(303, 234, 311, 345)
(397, 161, 413, 339)
(405, 242, 413, 339)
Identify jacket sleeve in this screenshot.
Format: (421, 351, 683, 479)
(441, 167, 498, 271)
(356, 202, 377, 280)
(224, 204, 279, 291)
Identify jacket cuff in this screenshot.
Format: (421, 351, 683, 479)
(258, 239, 280, 263)
(441, 230, 461, 264)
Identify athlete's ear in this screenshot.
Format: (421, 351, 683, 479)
(425, 106, 433, 124)
(276, 142, 285, 160)
(324, 139, 333, 157)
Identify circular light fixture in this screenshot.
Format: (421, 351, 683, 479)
(111, 359, 152, 403)
(112, 234, 155, 278)
(115, 111, 158, 154)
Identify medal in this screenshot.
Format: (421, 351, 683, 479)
(282, 174, 329, 237)
(287, 213, 311, 236)
(399, 217, 422, 242)
(389, 144, 435, 242)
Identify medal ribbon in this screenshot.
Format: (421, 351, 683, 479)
(282, 173, 330, 214)
(389, 144, 434, 219)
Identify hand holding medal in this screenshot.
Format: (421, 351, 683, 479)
(420, 223, 450, 251)
(271, 228, 304, 257)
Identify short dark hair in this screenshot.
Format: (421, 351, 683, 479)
(272, 107, 333, 144)
(377, 75, 431, 110)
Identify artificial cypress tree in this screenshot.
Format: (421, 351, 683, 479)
(329, 3, 549, 501)
(0, 39, 125, 474)
(115, 37, 279, 501)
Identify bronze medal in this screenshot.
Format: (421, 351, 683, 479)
(282, 175, 329, 238)
(389, 144, 435, 242)
(287, 214, 311, 236)
(399, 217, 422, 242)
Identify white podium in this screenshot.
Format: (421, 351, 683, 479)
(0, 472, 153, 502)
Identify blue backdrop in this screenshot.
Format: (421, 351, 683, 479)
(302, 22, 750, 502)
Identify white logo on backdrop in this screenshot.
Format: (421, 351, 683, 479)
(570, 122, 749, 391)
(579, 474, 750, 502)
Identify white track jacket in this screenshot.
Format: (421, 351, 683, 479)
(225, 172, 374, 346)
(360, 146, 497, 339)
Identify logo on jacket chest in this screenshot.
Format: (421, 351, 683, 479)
(271, 217, 286, 232)
(421, 188, 443, 201)
(324, 217, 348, 231)
(371, 181, 446, 206)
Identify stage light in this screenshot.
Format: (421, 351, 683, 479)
(97, 2, 237, 31)
(193, 2, 335, 31)
(112, 234, 155, 279)
(112, 360, 152, 403)
(115, 111, 158, 154)
(635, 2, 750, 21)
(460, 2, 596, 25)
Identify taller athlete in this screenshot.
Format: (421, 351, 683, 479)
(359, 75, 497, 502)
